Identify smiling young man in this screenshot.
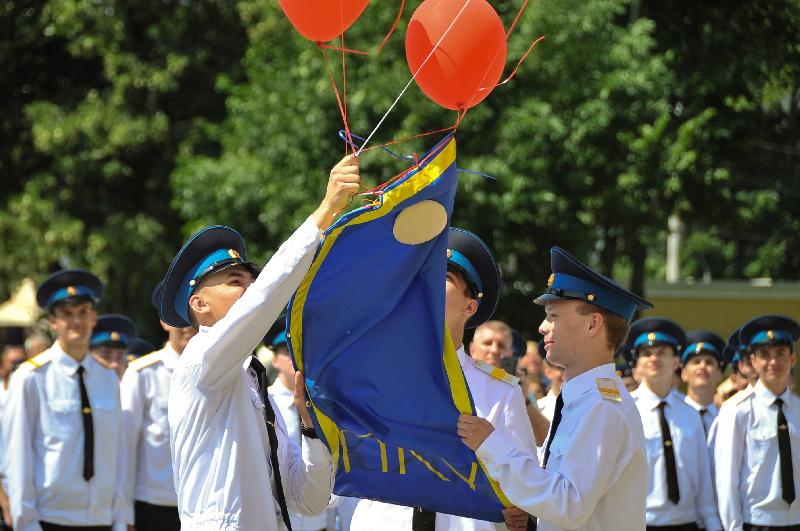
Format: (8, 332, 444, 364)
(457, 246, 651, 531)
(350, 228, 538, 531)
(714, 315, 800, 531)
(681, 330, 726, 435)
(2, 270, 130, 531)
(90, 314, 137, 379)
(159, 155, 359, 530)
(628, 318, 722, 531)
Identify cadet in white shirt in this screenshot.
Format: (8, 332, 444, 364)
(681, 330, 726, 436)
(160, 155, 359, 530)
(458, 246, 650, 531)
(2, 270, 130, 531)
(714, 315, 800, 531)
(90, 315, 137, 380)
(351, 228, 537, 531)
(628, 317, 722, 531)
(119, 281, 196, 530)
(266, 317, 330, 531)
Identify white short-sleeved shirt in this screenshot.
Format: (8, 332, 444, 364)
(2, 345, 129, 531)
(714, 380, 800, 529)
(632, 384, 722, 529)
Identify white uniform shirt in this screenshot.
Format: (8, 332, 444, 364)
(714, 380, 800, 529)
(683, 394, 719, 436)
(476, 363, 647, 531)
(269, 377, 330, 531)
(168, 217, 334, 531)
(538, 389, 558, 422)
(2, 345, 129, 531)
(120, 343, 179, 513)
(351, 346, 537, 531)
(632, 384, 722, 529)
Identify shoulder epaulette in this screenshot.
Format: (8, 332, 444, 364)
(596, 378, 622, 402)
(128, 351, 162, 372)
(474, 360, 519, 386)
(731, 387, 754, 406)
(22, 351, 54, 371)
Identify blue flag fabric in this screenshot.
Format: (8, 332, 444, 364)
(287, 134, 509, 522)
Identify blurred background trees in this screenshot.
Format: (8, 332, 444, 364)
(1, 0, 798, 341)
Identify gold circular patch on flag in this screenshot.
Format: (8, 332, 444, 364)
(393, 200, 447, 245)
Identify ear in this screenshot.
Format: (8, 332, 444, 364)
(463, 297, 478, 320)
(89, 308, 98, 328)
(160, 320, 171, 333)
(47, 314, 58, 333)
(671, 355, 680, 371)
(188, 291, 210, 321)
(586, 311, 604, 338)
(680, 365, 689, 383)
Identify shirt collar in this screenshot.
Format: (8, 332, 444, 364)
(52, 343, 91, 376)
(269, 376, 293, 397)
(456, 345, 467, 365)
(632, 381, 675, 409)
(683, 394, 714, 412)
(754, 379, 792, 408)
(561, 363, 617, 406)
(161, 342, 180, 370)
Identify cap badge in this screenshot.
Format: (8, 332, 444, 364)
(647, 332, 657, 342)
(767, 330, 775, 340)
(547, 274, 555, 287)
(189, 279, 196, 287)
(696, 342, 704, 352)
(66, 286, 77, 296)
(447, 249, 453, 259)
(110, 331, 120, 342)
(228, 249, 240, 259)
(587, 293, 595, 302)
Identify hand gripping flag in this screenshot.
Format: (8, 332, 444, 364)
(287, 134, 510, 522)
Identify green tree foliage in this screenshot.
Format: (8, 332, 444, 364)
(1, 0, 798, 339)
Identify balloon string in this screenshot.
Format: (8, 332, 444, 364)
(340, 33, 353, 154)
(317, 43, 369, 55)
(320, 46, 355, 156)
(496, 35, 545, 87)
(355, 0, 474, 156)
(505, 0, 530, 38)
(377, 0, 406, 53)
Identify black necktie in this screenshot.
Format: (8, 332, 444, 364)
(657, 401, 680, 504)
(775, 398, 795, 505)
(411, 507, 436, 531)
(542, 393, 564, 468)
(249, 357, 293, 531)
(76, 365, 94, 481)
(699, 408, 708, 436)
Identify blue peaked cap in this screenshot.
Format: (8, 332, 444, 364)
(683, 330, 726, 367)
(36, 269, 103, 313)
(91, 314, 137, 348)
(159, 225, 258, 328)
(739, 315, 800, 351)
(447, 228, 501, 329)
(627, 317, 686, 359)
(264, 313, 289, 350)
(534, 247, 652, 321)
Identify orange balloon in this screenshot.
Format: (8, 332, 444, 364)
(406, 0, 507, 110)
(279, 0, 370, 42)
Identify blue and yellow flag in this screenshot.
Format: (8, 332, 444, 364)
(288, 134, 509, 522)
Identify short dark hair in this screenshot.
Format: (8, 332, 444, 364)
(575, 302, 630, 351)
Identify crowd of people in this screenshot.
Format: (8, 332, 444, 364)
(0, 155, 797, 531)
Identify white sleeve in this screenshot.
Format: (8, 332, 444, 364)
(692, 415, 722, 530)
(714, 405, 745, 531)
(2, 371, 43, 531)
(476, 401, 632, 529)
(272, 395, 334, 516)
(119, 368, 144, 524)
(187, 217, 320, 391)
